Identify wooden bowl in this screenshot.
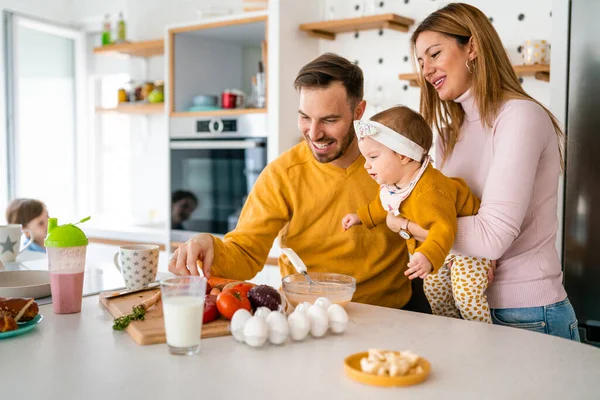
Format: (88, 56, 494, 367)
(344, 351, 431, 387)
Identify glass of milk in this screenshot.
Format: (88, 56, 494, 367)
(160, 276, 207, 355)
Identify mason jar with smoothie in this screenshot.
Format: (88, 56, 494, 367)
(45, 217, 90, 314)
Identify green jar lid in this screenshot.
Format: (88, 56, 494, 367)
(44, 217, 91, 248)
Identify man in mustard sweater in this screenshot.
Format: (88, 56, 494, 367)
(168, 53, 411, 308)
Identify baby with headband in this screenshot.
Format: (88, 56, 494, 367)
(342, 106, 493, 323)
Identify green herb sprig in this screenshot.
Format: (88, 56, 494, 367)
(112, 305, 147, 331)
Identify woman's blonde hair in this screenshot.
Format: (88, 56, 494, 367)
(410, 3, 564, 167)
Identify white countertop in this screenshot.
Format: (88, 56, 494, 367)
(3, 296, 600, 399)
(83, 224, 168, 245)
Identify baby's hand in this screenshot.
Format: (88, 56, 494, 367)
(404, 252, 433, 280)
(342, 214, 362, 231)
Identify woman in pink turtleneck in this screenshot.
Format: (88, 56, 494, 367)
(392, 3, 579, 341)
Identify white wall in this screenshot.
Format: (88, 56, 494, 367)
(320, 0, 553, 117)
(72, 1, 256, 229)
(0, 0, 75, 222)
(72, 0, 202, 228)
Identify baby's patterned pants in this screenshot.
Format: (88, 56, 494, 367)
(423, 255, 492, 323)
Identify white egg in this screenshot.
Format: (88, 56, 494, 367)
(327, 303, 348, 334)
(295, 302, 312, 313)
(314, 297, 332, 310)
(266, 311, 289, 345)
(254, 306, 272, 319)
(243, 316, 268, 347)
(287, 311, 310, 341)
(307, 305, 329, 337)
(230, 308, 252, 342)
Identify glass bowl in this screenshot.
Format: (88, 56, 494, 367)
(281, 272, 356, 309)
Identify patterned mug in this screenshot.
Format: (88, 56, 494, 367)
(0, 224, 33, 263)
(522, 39, 550, 65)
(113, 244, 159, 290)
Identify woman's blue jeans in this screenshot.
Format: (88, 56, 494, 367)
(491, 298, 580, 341)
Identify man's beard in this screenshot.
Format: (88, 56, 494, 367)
(304, 123, 356, 164)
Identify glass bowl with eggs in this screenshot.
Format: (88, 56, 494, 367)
(281, 272, 356, 310)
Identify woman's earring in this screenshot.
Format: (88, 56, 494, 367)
(465, 59, 472, 74)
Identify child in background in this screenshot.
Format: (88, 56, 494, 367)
(171, 190, 198, 230)
(5, 198, 49, 253)
(342, 106, 493, 323)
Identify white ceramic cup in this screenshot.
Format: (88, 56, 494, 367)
(522, 39, 550, 65)
(113, 244, 159, 290)
(0, 224, 33, 263)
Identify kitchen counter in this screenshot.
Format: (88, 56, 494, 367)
(3, 297, 600, 399)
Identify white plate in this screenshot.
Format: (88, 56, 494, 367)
(0, 270, 51, 299)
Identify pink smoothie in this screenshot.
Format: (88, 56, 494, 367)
(50, 272, 85, 314)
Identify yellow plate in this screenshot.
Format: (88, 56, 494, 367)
(344, 352, 431, 387)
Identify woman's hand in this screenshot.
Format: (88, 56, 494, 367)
(342, 213, 362, 231)
(488, 260, 497, 284)
(168, 233, 215, 278)
(386, 212, 429, 241)
(386, 212, 404, 233)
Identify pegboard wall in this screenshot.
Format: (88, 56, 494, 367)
(318, 0, 553, 118)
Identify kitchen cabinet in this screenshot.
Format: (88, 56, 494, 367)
(168, 15, 268, 117)
(166, 1, 322, 162)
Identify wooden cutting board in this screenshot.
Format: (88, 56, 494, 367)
(99, 288, 231, 345)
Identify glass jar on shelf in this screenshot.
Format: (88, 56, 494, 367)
(123, 79, 135, 102)
(117, 87, 128, 103)
(141, 81, 154, 101)
(148, 80, 164, 104)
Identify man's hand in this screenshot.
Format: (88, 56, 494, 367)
(168, 233, 215, 278)
(342, 213, 362, 231)
(404, 252, 433, 280)
(386, 212, 405, 233)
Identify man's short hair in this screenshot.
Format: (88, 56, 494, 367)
(294, 53, 364, 108)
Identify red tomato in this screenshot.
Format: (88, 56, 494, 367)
(228, 283, 254, 297)
(216, 288, 252, 320)
(203, 294, 219, 324)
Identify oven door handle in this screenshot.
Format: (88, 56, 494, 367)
(170, 140, 264, 150)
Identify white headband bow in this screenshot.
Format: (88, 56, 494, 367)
(353, 120, 426, 161)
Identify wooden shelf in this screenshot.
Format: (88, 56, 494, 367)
(299, 13, 415, 40)
(513, 64, 550, 81)
(398, 63, 551, 87)
(93, 39, 164, 58)
(96, 103, 165, 115)
(170, 108, 267, 118)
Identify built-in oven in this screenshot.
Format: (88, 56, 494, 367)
(169, 114, 267, 241)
